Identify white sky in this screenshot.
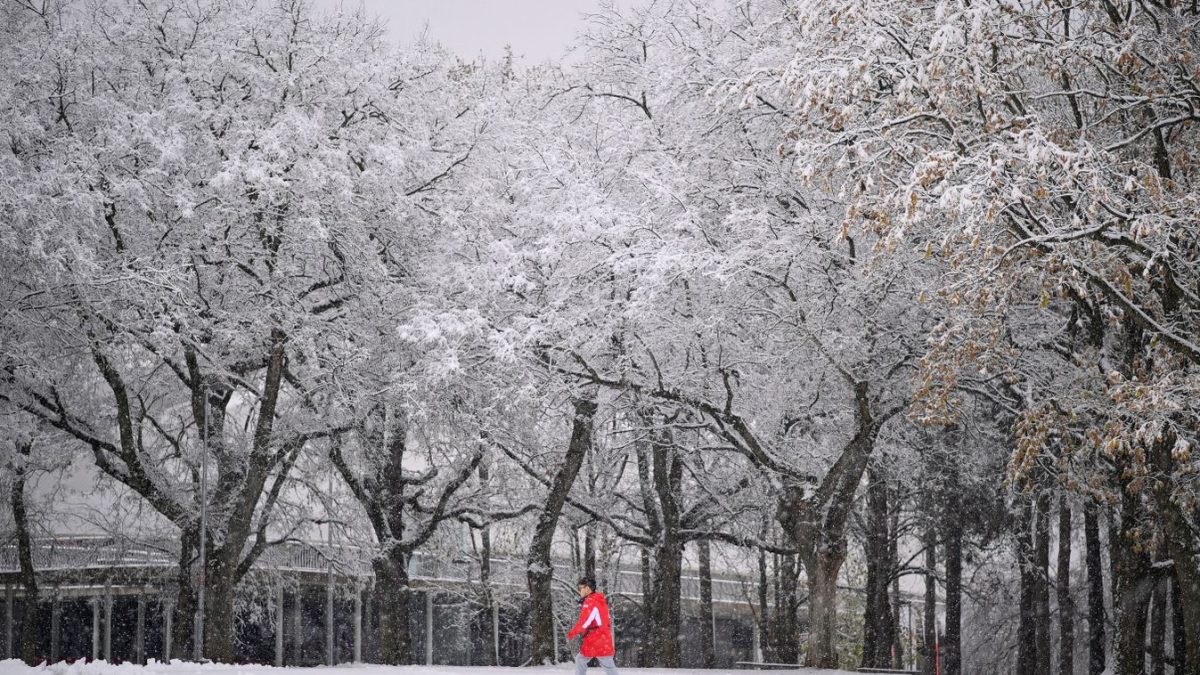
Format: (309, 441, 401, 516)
(314, 0, 617, 63)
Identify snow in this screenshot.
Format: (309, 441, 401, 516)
(0, 661, 861, 675)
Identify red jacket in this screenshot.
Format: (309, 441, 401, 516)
(567, 591, 615, 657)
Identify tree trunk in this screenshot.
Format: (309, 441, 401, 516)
(640, 547, 653, 667)
(774, 553, 799, 664)
(528, 397, 596, 665)
(375, 552, 413, 664)
(943, 480, 962, 675)
(698, 539, 716, 668)
(862, 465, 895, 669)
(890, 501, 904, 669)
(1113, 489, 1152, 675)
(648, 427, 683, 668)
(1149, 430, 1200, 675)
(173, 528, 199, 660)
(479, 461, 498, 667)
(1035, 492, 1053, 675)
(1149, 577, 1167, 675)
(756, 546, 769, 663)
(922, 527, 937, 675)
(1018, 499, 1037, 675)
(1174, 578, 1188, 675)
(1058, 496, 1075, 675)
(10, 441, 39, 666)
(806, 547, 845, 669)
(1084, 501, 1106, 675)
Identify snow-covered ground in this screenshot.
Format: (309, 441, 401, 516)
(0, 661, 861, 675)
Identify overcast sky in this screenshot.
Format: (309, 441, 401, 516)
(313, 0, 615, 63)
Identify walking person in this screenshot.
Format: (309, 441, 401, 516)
(568, 577, 619, 675)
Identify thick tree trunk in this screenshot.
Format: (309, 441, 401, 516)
(1035, 492, 1053, 675)
(922, 527, 937, 675)
(862, 465, 895, 669)
(648, 428, 683, 668)
(205, 555, 239, 662)
(11, 442, 39, 666)
(774, 553, 799, 664)
(1113, 489, 1152, 675)
(1149, 578, 1167, 675)
(173, 528, 199, 660)
(1150, 430, 1200, 675)
(698, 539, 716, 668)
(374, 552, 413, 664)
(806, 547, 845, 669)
(528, 397, 596, 665)
(1084, 502, 1106, 675)
(1058, 496, 1075, 675)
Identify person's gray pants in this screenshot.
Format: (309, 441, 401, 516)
(575, 653, 619, 675)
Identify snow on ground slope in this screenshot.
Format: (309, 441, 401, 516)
(0, 660, 861, 675)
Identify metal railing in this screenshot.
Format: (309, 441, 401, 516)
(0, 535, 756, 605)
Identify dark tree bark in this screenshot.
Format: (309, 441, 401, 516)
(1113, 487, 1152, 675)
(478, 461, 498, 667)
(890, 501, 904, 669)
(1035, 492, 1053, 675)
(1149, 428, 1200, 675)
(647, 426, 684, 668)
(698, 539, 716, 668)
(330, 401, 484, 664)
(922, 526, 937, 675)
(10, 440, 39, 666)
(862, 464, 895, 669)
(527, 397, 596, 665)
(943, 471, 962, 675)
(1058, 496, 1075, 675)
(773, 553, 800, 664)
(1018, 499, 1038, 675)
(756, 546, 770, 662)
(641, 547, 654, 667)
(1084, 501, 1106, 675)
(1149, 577, 1167, 675)
(1174, 578, 1188, 675)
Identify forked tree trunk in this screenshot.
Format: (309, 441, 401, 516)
(806, 546, 846, 669)
(528, 397, 596, 665)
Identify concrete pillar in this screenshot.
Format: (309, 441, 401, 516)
(91, 597, 100, 661)
(5, 584, 12, 659)
(163, 594, 173, 662)
(424, 590, 433, 666)
(353, 584, 362, 663)
(104, 584, 112, 662)
(275, 586, 284, 667)
(50, 588, 61, 663)
(291, 588, 302, 665)
(136, 590, 146, 664)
